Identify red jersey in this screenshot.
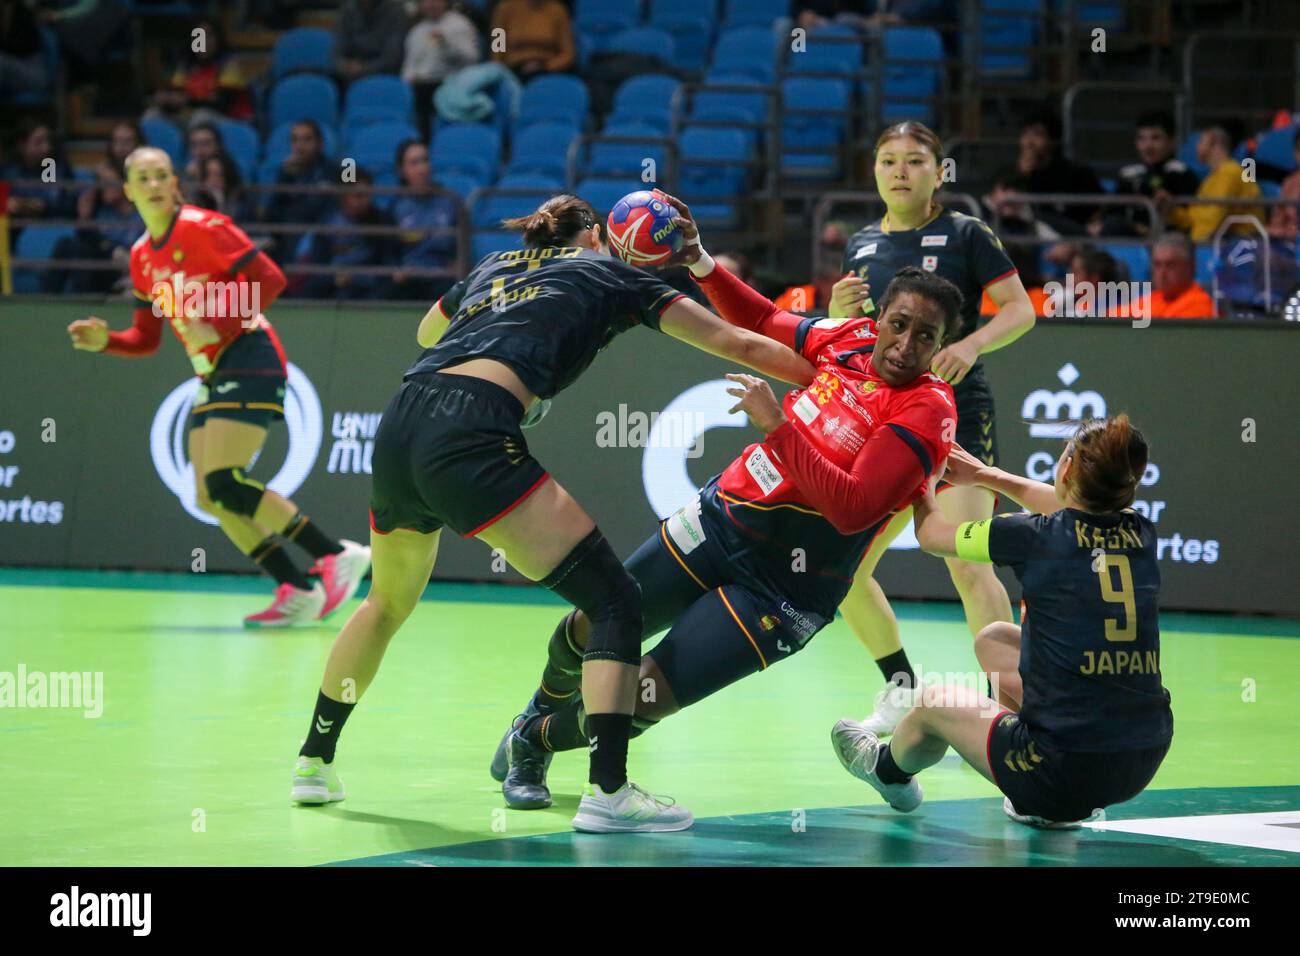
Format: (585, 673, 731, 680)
(125, 205, 286, 377)
(717, 314, 956, 530)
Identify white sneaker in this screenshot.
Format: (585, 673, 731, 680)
(292, 755, 345, 804)
(859, 681, 922, 737)
(571, 781, 694, 833)
(831, 718, 923, 812)
(1002, 796, 1105, 830)
(316, 540, 372, 620)
(244, 582, 327, 628)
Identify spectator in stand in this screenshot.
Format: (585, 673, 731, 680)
(1267, 127, 1300, 242)
(1103, 110, 1201, 237)
(1012, 112, 1104, 236)
(1109, 233, 1214, 320)
(264, 120, 336, 254)
(199, 153, 256, 222)
(1163, 126, 1265, 242)
(403, 0, 482, 142)
(388, 140, 459, 301)
(149, 18, 254, 125)
(96, 120, 144, 180)
(42, 163, 142, 295)
(1, 120, 73, 236)
(297, 169, 398, 300)
(337, 0, 408, 82)
(1, 0, 47, 95)
(33, 0, 131, 83)
(796, 0, 958, 29)
(490, 0, 575, 79)
(182, 122, 225, 190)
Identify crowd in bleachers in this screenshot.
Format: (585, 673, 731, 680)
(3, 0, 1299, 317)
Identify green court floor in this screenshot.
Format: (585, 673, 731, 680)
(1, 569, 1297, 867)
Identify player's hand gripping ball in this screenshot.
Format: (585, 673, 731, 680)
(606, 190, 683, 267)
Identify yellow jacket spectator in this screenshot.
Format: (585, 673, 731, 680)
(1165, 127, 1265, 241)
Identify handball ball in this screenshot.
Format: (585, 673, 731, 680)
(607, 190, 682, 267)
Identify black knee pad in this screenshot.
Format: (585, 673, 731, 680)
(546, 610, 583, 679)
(205, 467, 265, 517)
(630, 714, 658, 739)
(539, 529, 642, 666)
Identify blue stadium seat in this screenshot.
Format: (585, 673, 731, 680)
(651, 0, 718, 21)
(601, 26, 677, 62)
(13, 226, 74, 293)
(264, 121, 339, 167)
(647, 13, 713, 71)
(1194, 244, 1215, 288)
(787, 23, 862, 77)
(1259, 179, 1282, 199)
(608, 74, 681, 132)
(722, 0, 788, 27)
(1075, 2, 1125, 27)
(435, 173, 482, 200)
(574, 0, 641, 41)
(1255, 125, 1299, 173)
(271, 27, 334, 79)
(370, 168, 400, 212)
(432, 123, 502, 184)
(574, 178, 644, 215)
(780, 77, 848, 179)
(514, 76, 590, 134)
(496, 173, 563, 193)
(141, 117, 184, 167)
(1178, 132, 1209, 179)
(503, 122, 579, 181)
(472, 189, 554, 229)
(584, 122, 670, 182)
(879, 27, 943, 123)
(212, 119, 260, 182)
(690, 73, 770, 148)
(472, 230, 526, 261)
(679, 126, 750, 224)
(344, 120, 421, 178)
(1102, 244, 1151, 283)
(268, 74, 339, 132)
(980, 0, 1039, 78)
(343, 75, 415, 132)
(712, 26, 779, 83)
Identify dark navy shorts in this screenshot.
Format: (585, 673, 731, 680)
(952, 369, 998, 467)
(190, 330, 286, 429)
(987, 711, 1170, 821)
(368, 372, 549, 537)
(629, 491, 830, 708)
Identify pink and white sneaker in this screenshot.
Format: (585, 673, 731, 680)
(315, 539, 372, 620)
(244, 582, 327, 629)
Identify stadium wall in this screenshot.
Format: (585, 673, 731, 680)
(1, 299, 1296, 617)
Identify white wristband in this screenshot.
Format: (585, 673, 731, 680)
(687, 248, 715, 278)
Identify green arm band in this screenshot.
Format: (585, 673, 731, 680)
(954, 519, 994, 563)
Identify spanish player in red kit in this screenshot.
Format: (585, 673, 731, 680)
(67, 146, 371, 627)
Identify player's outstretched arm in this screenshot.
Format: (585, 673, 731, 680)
(68, 308, 162, 358)
(913, 479, 963, 558)
(659, 298, 815, 386)
(943, 445, 1059, 515)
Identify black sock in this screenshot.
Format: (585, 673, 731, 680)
(875, 649, 916, 689)
(523, 701, 588, 753)
(585, 712, 631, 793)
(875, 742, 913, 785)
(299, 690, 356, 763)
(537, 612, 583, 711)
(250, 537, 312, 590)
(282, 512, 344, 561)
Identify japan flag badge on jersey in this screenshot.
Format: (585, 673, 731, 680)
(922, 255, 938, 271)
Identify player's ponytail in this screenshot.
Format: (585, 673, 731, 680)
(503, 195, 601, 248)
(1065, 414, 1149, 513)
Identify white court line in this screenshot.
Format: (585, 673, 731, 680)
(1087, 810, 1300, 854)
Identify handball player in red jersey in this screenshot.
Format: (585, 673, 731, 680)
(67, 147, 371, 627)
(489, 194, 965, 810)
